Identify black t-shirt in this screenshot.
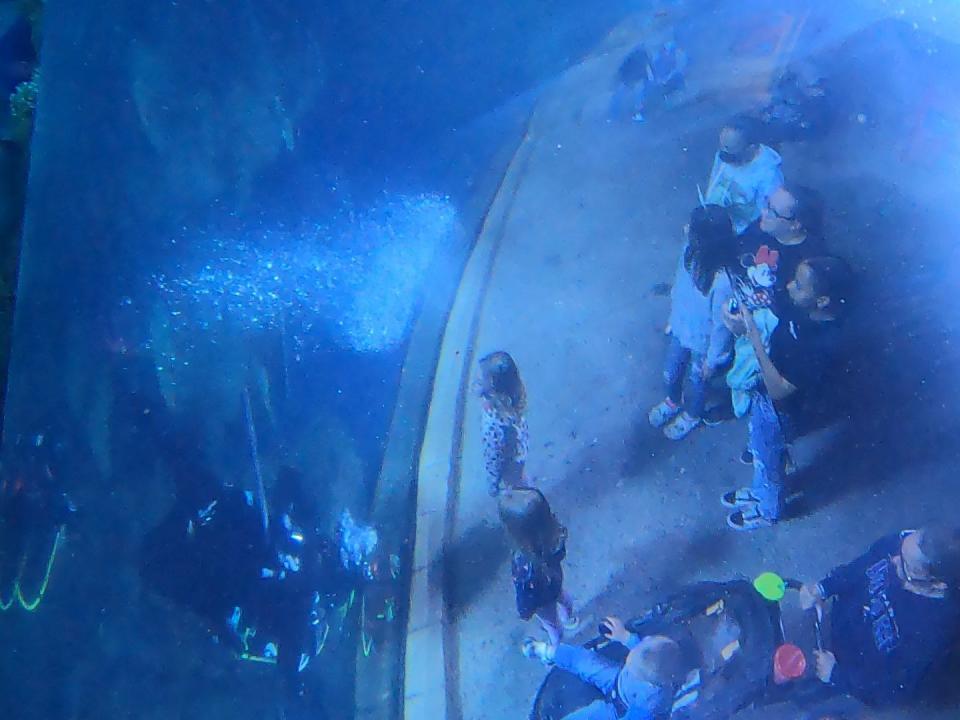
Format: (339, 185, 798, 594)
(768, 303, 842, 419)
(736, 221, 826, 290)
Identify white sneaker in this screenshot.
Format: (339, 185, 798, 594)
(648, 399, 680, 428)
(521, 638, 553, 664)
(664, 411, 700, 440)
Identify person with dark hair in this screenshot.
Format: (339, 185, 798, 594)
(797, 526, 960, 706)
(608, 38, 687, 123)
(735, 185, 827, 292)
(475, 351, 529, 496)
(721, 257, 852, 529)
(704, 116, 784, 235)
(499, 487, 577, 645)
(649, 205, 737, 439)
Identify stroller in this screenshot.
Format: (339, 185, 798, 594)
(531, 578, 834, 720)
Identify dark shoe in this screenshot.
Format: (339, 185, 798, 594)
(739, 448, 797, 474)
(721, 487, 760, 509)
(727, 506, 775, 531)
(702, 414, 724, 428)
(702, 401, 733, 426)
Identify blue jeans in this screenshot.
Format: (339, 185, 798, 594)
(748, 392, 787, 521)
(609, 81, 649, 120)
(664, 335, 706, 419)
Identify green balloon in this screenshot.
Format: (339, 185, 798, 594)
(754, 572, 786, 602)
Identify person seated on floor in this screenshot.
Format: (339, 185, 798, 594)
(523, 616, 685, 720)
(609, 36, 687, 123)
(703, 116, 784, 235)
(754, 61, 829, 146)
(798, 526, 960, 707)
(735, 185, 828, 292)
(648, 205, 736, 440)
(721, 256, 852, 530)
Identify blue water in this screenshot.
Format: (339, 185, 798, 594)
(5, 1, 960, 720)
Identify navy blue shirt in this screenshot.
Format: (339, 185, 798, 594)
(819, 534, 960, 705)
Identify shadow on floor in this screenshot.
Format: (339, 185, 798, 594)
(435, 519, 511, 618)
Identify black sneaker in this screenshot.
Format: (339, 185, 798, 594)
(721, 487, 760, 508)
(739, 449, 798, 474)
(727, 507, 775, 531)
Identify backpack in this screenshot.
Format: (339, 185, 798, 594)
(512, 550, 564, 620)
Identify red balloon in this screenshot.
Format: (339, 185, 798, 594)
(773, 643, 807, 684)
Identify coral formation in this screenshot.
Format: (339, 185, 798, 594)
(8, 66, 39, 143)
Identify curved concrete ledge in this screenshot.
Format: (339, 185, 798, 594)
(403, 111, 537, 720)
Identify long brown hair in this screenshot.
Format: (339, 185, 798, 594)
(478, 351, 527, 416)
(498, 487, 565, 558)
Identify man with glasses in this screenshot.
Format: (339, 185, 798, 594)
(735, 185, 827, 292)
(798, 526, 960, 707)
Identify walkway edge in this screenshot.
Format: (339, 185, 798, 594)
(403, 111, 537, 720)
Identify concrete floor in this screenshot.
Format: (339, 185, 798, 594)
(412, 1, 960, 719)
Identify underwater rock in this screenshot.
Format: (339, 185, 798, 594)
(15, 0, 42, 52)
(128, 1, 323, 207)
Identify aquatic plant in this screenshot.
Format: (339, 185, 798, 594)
(8, 67, 40, 143)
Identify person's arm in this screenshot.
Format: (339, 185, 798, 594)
(704, 154, 723, 202)
(705, 277, 734, 371)
(602, 616, 642, 649)
(817, 536, 898, 599)
(552, 643, 621, 696)
(740, 307, 796, 401)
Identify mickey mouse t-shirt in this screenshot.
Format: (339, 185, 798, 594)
(736, 221, 826, 290)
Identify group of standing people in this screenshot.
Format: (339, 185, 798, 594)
(648, 117, 852, 530)
(471, 52, 960, 719)
(651, 113, 850, 530)
(473, 95, 855, 659)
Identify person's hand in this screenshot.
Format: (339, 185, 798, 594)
(601, 616, 631, 645)
(813, 649, 837, 683)
(722, 303, 747, 336)
(701, 358, 714, 380)
(739, 303, 758, 336)
(798, 582, 824, 610)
